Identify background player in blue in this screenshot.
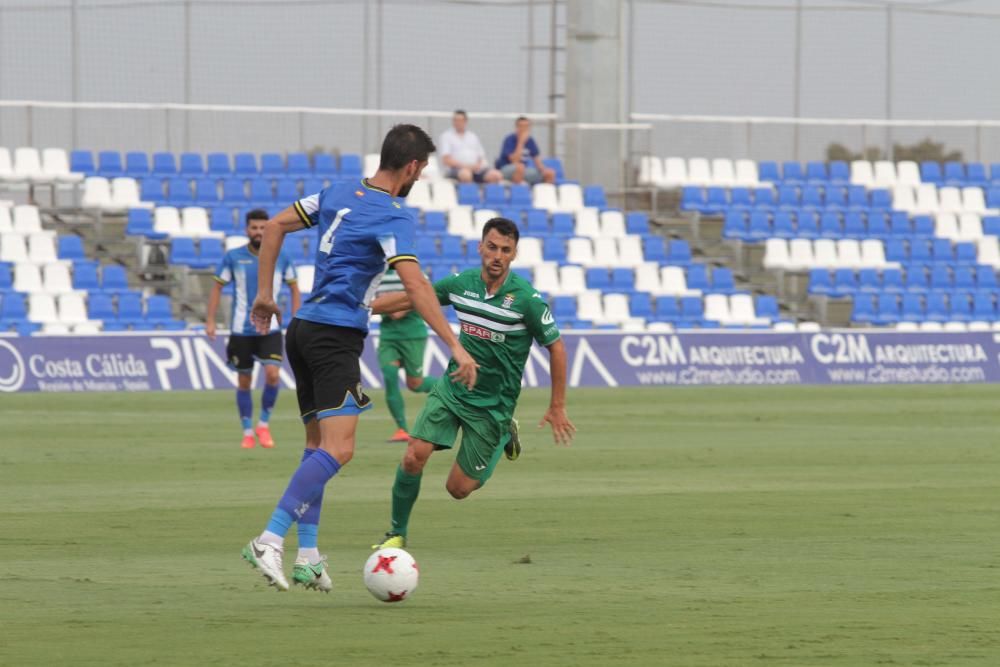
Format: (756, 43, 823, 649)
(206, 209, 300, 449)
(239, 125, 478, 593)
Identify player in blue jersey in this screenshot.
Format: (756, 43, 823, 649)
(239, 125, 478, 593)
(206, 209, 300, 449)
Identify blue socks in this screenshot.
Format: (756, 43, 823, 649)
(236, 389, 253, 431)
(264, 448, 340, 539)
(260, 383, 279, 424)
(297, 448, 324, 548)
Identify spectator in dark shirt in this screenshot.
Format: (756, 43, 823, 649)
(495, 116, 555, 185)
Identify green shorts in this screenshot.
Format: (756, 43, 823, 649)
(410, 387, 511, 484)
(377, 338, 427, 378)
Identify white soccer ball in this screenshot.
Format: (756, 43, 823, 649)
(363, 547, 419, 602)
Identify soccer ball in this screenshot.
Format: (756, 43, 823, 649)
(363, 547, 419, 602)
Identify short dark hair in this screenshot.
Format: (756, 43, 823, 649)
(516, 116, 529, 123)
(482, 217, 519, 244)
(245, 208, 269, 224)
(379, 124, 436, 171)
(454, 109, 467, 118)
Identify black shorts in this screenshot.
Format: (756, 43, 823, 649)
(226, 332, 283, 373)
(286, 318, 372, 423)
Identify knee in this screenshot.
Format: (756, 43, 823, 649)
(264, 369, 280, 386)
(401, 445, 430, 474)
(487, 170, 502, 184)
(446, 481, 472, 500)
(237, 374, 252, 390)
(405, 376, 422, 391)
(457, 168, 473, 183)
(323, 442, 354, 466)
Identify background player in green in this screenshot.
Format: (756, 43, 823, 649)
(370, 217, 576, 548)
(374, 267, 439, 443)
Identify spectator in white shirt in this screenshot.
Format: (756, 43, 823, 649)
(439, 110, 502, 184)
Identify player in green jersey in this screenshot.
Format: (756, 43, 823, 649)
(374, 267, 439, 443)
(370, 217, 575, 548)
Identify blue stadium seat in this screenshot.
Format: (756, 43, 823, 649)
(313, 154, 337, 179)
(729, 187, 752, 208)
(542, 158, 565, 183)
(805, 161, 828, 183)
(58, 235, 86, 261)
(286, 153, 311, 178)
(125, 209, 158, 238)
(858, 269, 881, 292)
(722, 210, 748, 241)
(869, 189, 892, 210)
(954, 265, 976, 292)
(976, 265, 999, 292)
(87, 293, 115, 321)
(704, 187, 728, 214)
(233, 153, 258, 176)
(197, 238, 224, 270)
(70, 261, 98, 291)
(772, 211, 795, 239)
(966, 163, 988, 187)
(829, 161, 850, 184)
(97, 151, 124, 178)
(302, 234, 318, 262)
(905, 267, 929, 293)
(140, 178, 165, 205)
(867, 213, 890, 240)
(802, 185, 824, 210)
(151, 152, 177, 177)
(339, 154, 363, 179)
(70, 150, 96, 176)
(875, 293, 900, 325)
(912, 215, 934, 238)
(845, 185, 867, 211)
(925, 292, 948, 322)
(206, 153, 231, 177)
(440, 236, 464, 262)
(511, 268, 533, 283)
(680, 186, 704, 212)
(509, 184, 532, 209)
(930, 265, 952, 291)
(0, 292, 28, 324)
(209, 207, 235, 235)
(753, 187, 777, 208)
(101, 265, 130, 293)
(797, 211, 820, 239)
(991, 163, 1000, 185)
(777, 185, 799, 209)
(248, 178, 274, 206)
(117, 293, 144, 325)
(584, 185, 607, 208)
(586, 268, 611, 290)
(782, 161, 804, 184)
(552, 296, 577, 321)
(756, 295, 779, 321)
(195, 178, 220, 206)
(145, 295, 174, 324)
(984, 214, 1000, 236)
(820, 212, 842, 238)
(900, 293, 924, 322)
(808, 269, 832, 295)
(955, 242, 976, 265)
(757, 161, 780, 183)
(931, 239, 953, 263)
(416, 236, 439, 260)
(885, 239, 907, 264)
(910, 239, 932, 264)
(551, 213, 574, 237)
(276, 179, 300, 204)
(0, 264, 12, 290)
(654, 296, 679, 322)
(167, 177, 194, 206)
(667, 240, 692, 266)
(882, 268, 904, 292)
(611, 268, 634, 292)
(920, 161, 943, 185)
(629, 293, 653, 319)
(170, 238, 198, 266)
(973, 293, 997, 321)
(686, 264, 709, 292)
(943, 161, 965, 186)
(525, 210, 550, 237)
(851, 293, 876, 324)
(125, 152, 149, 178)
(843, 212, 866, 239)
(832, 269, 857, 296)
(951, 292, 973, 322)
(457, 183, 480, 206)
(747, 211, 770, 241)
(679, 296, 704, 326)
(825, 186, 847, 210)
(543, 237, 566, 262)
(302, 177, 325, 196)
(643, 237, 667, 263)
(424, 211, 447, 233)
(889, 212, 911, 237)
(484, 184, 508, 208)
(711, 267, 736, 294)
(179, 153, 204, 176)
(221, 178, 248, 205)
(260, 153, 284, 177)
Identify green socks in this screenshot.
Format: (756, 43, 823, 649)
(382, 364, 407, 430)
(390, 465, 422, 538)
(413, 376, 438, 393)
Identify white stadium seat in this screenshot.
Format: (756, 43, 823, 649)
(471, 209, 498, 240)
(153, 207, 182, 237)
(895, 321, 919, 332)
(943, 321, 968, 332)
(0, 147, 17, 183)
(661, 157, 687, 188)
(602, 293, 634, 325)
(591, 238, 620, 267)
(447, 207, 474, 238)
(703, 294, 731, 325)
(364, 153, 380, 178)
(430, 180, 457, 211)
(891, 186, 916, 213)
(81, 177, 113, 209)
(13, 205, 42, 233)
(14, 147, 47, 183)
(404, 180, 432, 209)
(935, 213, 960, 241)
(28, 293, 59, 324)
(598, 210, 626, 238)
(634, 263, 662, 294)
(772, 321, 796, 332)
(296, 264, 315, 293)
(556, 184, 584, 213)
(734, 159, 759, 187)
(73, 322, 103, 334)
(835, 239, 863, 269)
(919, 321, 944, 332)
(813, 239, 838, 269)
(181, 207, 223, 239)
(617, 236, 645, 267)
(27, 233, 57, 264)
(574, 208, 601, 239)
(0, 234, 28, 263)
(977, 237, 1000, 268)
(896, 161, 921, 187)
(558, 265, 587, 295)
(687, 158, 711, 187)
(850, 161, 874, 188)
(762, 238, 790, 270)
(225, 236, 249, 251)
(566, 237, 594, 265)
(710, 158, 735, 187)
(873, 160, 897, 188)
(914, 184, 940, 214)
(43, 263, 74, 294)
(860, 239, 891, 268)
(786, 239, 815, 271)
(111, 177, 149, 210)
(512, 238, 543, 267)
(14, 262, 44, 293)
(0, 206, 12, 233)
(797, 321, 821, 332)
(638, 156, 661, 186)
(576, 291, 605, 324)
(42, 148, 83, 184)
(533, 263, 561, 295)
(532, 183, 558, 211)
(962, 186, 987, 214)
(937, 186, 963, 214)
(729, 294, 768, 326)
(57, 293, 91, 325)
(958, 213, 983, 242)
(659, 266, 699, 296)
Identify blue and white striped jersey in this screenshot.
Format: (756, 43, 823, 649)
(214, 245, 297, 336)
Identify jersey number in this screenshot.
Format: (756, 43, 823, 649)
(319, 207, 351, 255)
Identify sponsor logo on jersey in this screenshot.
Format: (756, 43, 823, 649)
(502, 294, 515, 309)
(392, 202, 401, 209)
(463, 290, 479, 298)
(541, 308, 555, 325)
(355, 190, 364, 197)
(462, 321, 505, 343)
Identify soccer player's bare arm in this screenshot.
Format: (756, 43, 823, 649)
(539, 338, 575, 446)
(205, 280, 224, 340)
(370, 291, 413, 315)
(251, 207, 305, 333)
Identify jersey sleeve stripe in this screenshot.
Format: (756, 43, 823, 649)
(212, 275, 228, 284)
(293, 200, 314, 227)
(386, 254, 418, 266)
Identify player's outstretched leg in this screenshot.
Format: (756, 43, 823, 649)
(241, 537, 289, 591)
(381, 362, 409, 443)
(236, 376, 255, 449)
(373, 439, 435, 549)
(292, 440, 332, 593)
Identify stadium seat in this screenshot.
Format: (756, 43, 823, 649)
(151, 152, 177, 177)
(140, 178, 166, 205)
(233, 153, 258, 176)
(206, 153, 231, 177)
(339, 154, 363, 179)
(711, 267, 736, 294)
(72, 261, 99, 291)
(101, 264, 130, 293)
(260, 153, 284, 176)
(96, 151, 124, 178)
(170, 238, 198, 266)
(179, 153, 204, 176)
(286, 153, 311, 178)
(734, 159, 759, 187)
(808, 269, 832, 295)
(195, 178, 220, 206)
(167, 177, 194, 206)
(70, 150, 96, 177)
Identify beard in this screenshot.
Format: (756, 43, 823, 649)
(249, 237, 262, 250)
(398, 180, 416, 198)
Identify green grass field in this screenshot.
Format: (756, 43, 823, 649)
(2, 385, 999, 666)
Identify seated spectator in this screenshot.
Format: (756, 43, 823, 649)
(439, 109, 502, 183)
(495, 116, 556, 185)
